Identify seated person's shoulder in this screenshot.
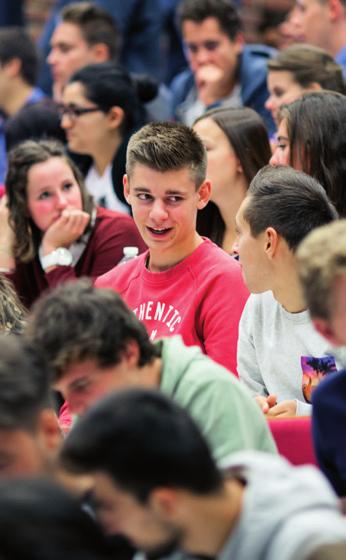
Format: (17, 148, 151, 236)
(313, 368, 346, 404)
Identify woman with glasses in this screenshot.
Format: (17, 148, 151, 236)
(60, 62, 157, 212)
(0, 138, 146, 308)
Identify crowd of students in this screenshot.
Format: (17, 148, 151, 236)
(0, 0, 346, 559)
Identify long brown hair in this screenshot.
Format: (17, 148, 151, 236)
(194, 106, 271, 246)
(6, 139, 94, 263)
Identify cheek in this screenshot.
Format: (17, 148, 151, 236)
(68, 189, 83, 209)
(27, 200, 54, 225)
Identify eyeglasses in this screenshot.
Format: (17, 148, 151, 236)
(58, 104, 102, 121)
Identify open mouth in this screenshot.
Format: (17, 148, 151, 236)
(147, 226, 173, 236)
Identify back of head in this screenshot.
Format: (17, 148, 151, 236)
(297, 220, 346, 321)
(0, 27, 38, 86)
(244, 165, 338, 251)
(62, 1, 119, 61)
(0, 334, 51, 432)
(195, 106, 271, 184)
(25, 279, 156, 381)
(126, 121, 207, 187)
(268, 44, 345, 93)
(0, 478, 115, 560)
(280, 91, 346, 217)
(5, 100, 66, 152)
(68, 62, 154, 136)
(178, 0, 241, 40)
(61, 388, 222, 502)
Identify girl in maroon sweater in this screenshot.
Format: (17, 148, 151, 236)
(0, 138, 145, 308)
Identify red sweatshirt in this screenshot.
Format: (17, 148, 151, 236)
(96, 238, 249, 374)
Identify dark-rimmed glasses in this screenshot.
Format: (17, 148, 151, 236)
(58, 104, 102, 121)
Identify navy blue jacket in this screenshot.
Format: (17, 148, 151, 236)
(312, 369, 346, 496)
(170, 43, 276, 135)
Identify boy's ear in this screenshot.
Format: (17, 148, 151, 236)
(264, 227, 279, 259)
(197, 180, 211, 210)
(123, 174, 131, 204)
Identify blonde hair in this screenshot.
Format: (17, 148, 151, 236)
(297, 220, 346, 320)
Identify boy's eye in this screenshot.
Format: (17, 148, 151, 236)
(167, 196, 182, 203)
(137, 193, 152, 201)
(204, 41, 219, 51)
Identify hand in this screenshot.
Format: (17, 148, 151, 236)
(41, 209, 90, 255)
(195, 64, 231, 106)
(255, 394, 277, 414)
(266, 399, 297, 418)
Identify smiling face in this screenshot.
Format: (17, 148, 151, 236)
(27, 156, 83, 232)
(182, 17, 242, 84)
(269, 119, 290, 167)
(266, 70, 308, 124)
(124, 164, 211, 271)
(193, 116, 241, 203)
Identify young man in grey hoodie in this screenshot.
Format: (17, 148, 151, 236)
(25, 279, 276, 461)
(61, 387, 346, 560)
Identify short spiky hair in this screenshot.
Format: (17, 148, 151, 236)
(62, 2, 119, 60)
(126, 121, 207, 188)
(244, 165, 338, 251)
(178, 0, 241, 40)
(297, 220, 346, 321)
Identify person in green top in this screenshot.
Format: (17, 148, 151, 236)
(25, 279, 276, 460)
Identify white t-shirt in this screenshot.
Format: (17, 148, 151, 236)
(85, 164, 129, 214)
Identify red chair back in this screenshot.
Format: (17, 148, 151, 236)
(268, 416, 317, 466)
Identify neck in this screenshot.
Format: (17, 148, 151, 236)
(3, 81, 34, 115)
(272, 264, 306, 313)
(181, 479, 243, 557)
(136, 357, 162, 387)
(148, 232, 204, 272)
(90, 134, 122, 176)
(213, 178, 247, 253)
(328, 20, 346, 56)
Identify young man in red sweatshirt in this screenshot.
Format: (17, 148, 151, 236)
(96, 121, 249, 374)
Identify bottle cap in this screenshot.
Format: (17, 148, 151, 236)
(123, 246, 139, 257)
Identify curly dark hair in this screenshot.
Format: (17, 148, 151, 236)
(5, 139, 94, 263)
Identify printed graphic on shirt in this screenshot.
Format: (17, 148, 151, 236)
(301, 355, 337, 403)
(133, 301, 182, 339)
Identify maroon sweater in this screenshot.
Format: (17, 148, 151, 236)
(7, 207, 146, 308)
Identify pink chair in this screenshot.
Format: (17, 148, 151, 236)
(268, 416, 317, 466)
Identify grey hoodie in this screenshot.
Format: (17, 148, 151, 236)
(219, 452, 346, 560)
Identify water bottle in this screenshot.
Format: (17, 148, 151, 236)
(118, 246, 139, 265)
